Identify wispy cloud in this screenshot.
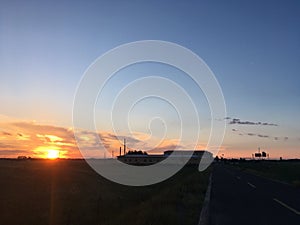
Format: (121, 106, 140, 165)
(257, 134, 269, 138)
(231, 128, 286, 140)
(229, 118, 278, 126)
(0, 150, 30, 155)
(1, 131, 12, 136)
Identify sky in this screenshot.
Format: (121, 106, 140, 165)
(0, 0, 300, 159)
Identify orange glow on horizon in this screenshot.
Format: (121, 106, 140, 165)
(32, 146, 64, 159)
(46, 149, 60, 159)
(0, 116, 299, 159)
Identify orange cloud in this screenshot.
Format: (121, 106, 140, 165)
(0, 119, 79, 158)
(0, 117, 185, 158)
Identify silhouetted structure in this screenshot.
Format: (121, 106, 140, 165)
(117, 150, 213, 165)
(252, 147, 269, 160)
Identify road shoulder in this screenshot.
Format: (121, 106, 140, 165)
(198, 173, 212, 225)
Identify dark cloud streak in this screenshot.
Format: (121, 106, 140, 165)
(2, 131, 12, 136)
(229, 118, 278, 126)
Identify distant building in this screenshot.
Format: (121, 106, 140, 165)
(117, 150, 212, 165)
(17, 156, 27, 160)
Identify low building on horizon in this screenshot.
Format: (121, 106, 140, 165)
(117, 150, 213, 166)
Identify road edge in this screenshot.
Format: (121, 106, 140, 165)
(198, 172, 212, 225)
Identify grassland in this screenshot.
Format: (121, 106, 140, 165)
(0, 159, 210, 225)
(232, 160, 300, 187)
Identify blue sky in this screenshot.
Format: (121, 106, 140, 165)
(1, 0, 300, 158)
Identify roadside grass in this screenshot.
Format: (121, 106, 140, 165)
(233, 161, 300, 188)
(0, 159, 210, 225)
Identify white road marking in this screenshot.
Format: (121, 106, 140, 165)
(273, 198, 300, 215)
(247, 182, 256, 188)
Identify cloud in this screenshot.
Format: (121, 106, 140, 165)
(232, 128, 287, 141)
(103, 133, 142, 144)
(0, 143, 15, 149)
(229, 118, 278, 126)
(147, 139, 183, 153)
(0, 150, 30, 155)
(244, 132, 269, 138)
(257, 134, 269, 138)
(1, 131, 12, 136)
(0, 119, 181, 158)
(151, 143, 182, 153)
(0, 121, 80, 158)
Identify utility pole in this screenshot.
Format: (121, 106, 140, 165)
(123, 139, 126, 155)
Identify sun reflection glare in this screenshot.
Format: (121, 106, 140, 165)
(47, 149, 60, 159)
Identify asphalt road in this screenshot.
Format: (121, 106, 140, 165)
(209, 164, 300, 225)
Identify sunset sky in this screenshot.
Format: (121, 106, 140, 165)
(1, 0, 300, 159)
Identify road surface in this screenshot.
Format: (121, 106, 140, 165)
(209, 164, 300, 225)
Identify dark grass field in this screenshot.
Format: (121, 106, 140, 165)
(0, 159, 210, 225)
(231, 160, 300, 187)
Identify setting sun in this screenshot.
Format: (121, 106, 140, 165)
(47, 149, 59, 159)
